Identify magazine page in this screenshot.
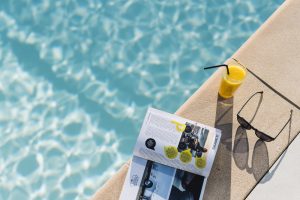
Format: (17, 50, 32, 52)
(119, 156, 207, 200)
(133, 108, 221, 177)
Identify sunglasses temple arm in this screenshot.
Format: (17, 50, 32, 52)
(237, 91, 263, 115)
(274, 110, 293, 139)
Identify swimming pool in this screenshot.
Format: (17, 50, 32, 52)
(0, 0, 282, 199)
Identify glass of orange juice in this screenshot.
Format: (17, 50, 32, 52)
(218, 64, 247, 99)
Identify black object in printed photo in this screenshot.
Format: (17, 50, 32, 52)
(169, 169, 205, 200)
(145, 138, 156, 150)
(177, 123, 209, 158)
(136, 161, 156, 200)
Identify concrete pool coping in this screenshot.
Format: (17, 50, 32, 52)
(91, 0, 300, 199)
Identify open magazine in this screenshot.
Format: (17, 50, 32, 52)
(120, 108, 221, 200)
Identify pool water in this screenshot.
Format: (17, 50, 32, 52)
(0, 0, 282, 199)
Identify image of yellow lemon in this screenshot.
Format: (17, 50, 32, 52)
(164, 146, 178, 159)
(195, 155, 206, 169)
(179, 149, 192, 163)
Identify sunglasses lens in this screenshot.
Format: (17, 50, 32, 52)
(255, 130, 274, 142)
(237, 116, 251, 130)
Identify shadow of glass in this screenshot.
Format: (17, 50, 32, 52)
(205, 95, 234, 200)
(215, 96, 234, 151)
(252, 140, 269, 181)
(233, 126, 249, 170)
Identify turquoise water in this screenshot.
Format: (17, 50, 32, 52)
(0, 0, 282, 199)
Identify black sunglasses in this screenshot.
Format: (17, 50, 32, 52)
(237, 91, 293, 142)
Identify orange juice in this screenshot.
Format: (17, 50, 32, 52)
(219, 65, 246, 98)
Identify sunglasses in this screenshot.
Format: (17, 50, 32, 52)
(237, 91, 293, 142)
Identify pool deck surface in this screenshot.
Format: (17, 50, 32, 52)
(91, 0, 300, 199)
